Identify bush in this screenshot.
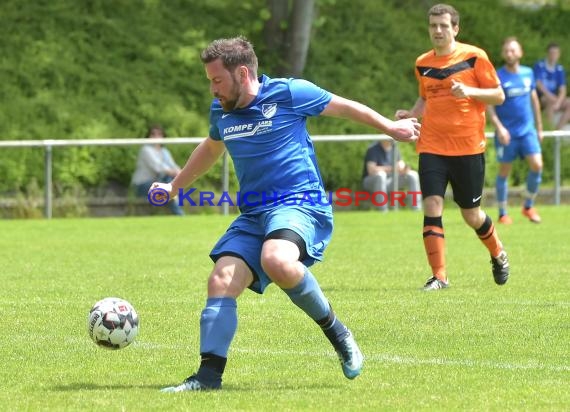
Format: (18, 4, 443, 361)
(0, 0, 568, 199)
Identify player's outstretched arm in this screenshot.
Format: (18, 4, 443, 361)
(321, 94, 420, 142)
(149, 137, 225, 197)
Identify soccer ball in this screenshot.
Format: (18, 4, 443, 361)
(87, 297, 139, 349)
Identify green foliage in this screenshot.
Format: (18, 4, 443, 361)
(305, 0, 570, 189)
(0, 0, 569, 197)
(0, 0, 244, 192)
(10, 179, 44, 219)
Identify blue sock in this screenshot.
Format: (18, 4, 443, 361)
(316, 307, 349, 348)
(496, 175, 508, 216)
(283, 268, 330, 321)
(199, 297, 237, 358)
(196, 297, 237, 387)
(524, 170, 542, 208)
(283, 269, 348, 347)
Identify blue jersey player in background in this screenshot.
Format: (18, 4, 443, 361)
(533, 42, 570, 130)
(153, 36, 421, 392)
(487, 37, 544, 224)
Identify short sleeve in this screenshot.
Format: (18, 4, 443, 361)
(364, 146, 377, 164)
(474, 52, 501, 89)
(288, 79, 332, 116)
(557, 65, 567, 87)
(208, 102, 223, 141)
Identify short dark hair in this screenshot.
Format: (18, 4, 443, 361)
(503, 36, 520, 46)
(547, 42, 560, 51)
(200, 36, 258, 78)
(146, 124, 165, 138)
(428, 3, 460, 26)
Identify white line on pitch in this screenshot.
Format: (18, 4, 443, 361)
(135, 343, 569, 373)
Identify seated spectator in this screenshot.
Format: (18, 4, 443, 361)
(362, 139, 421, 212)
(533, 42, 570, 130)
(131, 125, 184, 215)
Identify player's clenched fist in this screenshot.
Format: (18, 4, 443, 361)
(147, 182, 174, 206)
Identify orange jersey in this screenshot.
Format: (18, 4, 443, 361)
(415, 42, 500, 156)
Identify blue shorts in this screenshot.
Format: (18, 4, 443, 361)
(210, 205, 333, 294)
(495, 131, 541, 163)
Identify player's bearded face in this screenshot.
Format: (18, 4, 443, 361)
(502, 41, 522, 66)
(217, 72, 242, 111)
(206, 59, 243, 111)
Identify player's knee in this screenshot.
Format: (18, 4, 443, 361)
(261, 238, 301, 283)
(260, 252, 286, 276)
(527, 154, 543, 171)
(261, 253, 298, 286)
(423, 196, 443, 214)
(207, 267, 248, 298)
(207, 270, 231, 296)
(461, 209, 484, 228)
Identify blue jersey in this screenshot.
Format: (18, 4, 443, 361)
(209, 75, 332, 213)
(533, 59, 566, 95)
(495, 66, 536, 138)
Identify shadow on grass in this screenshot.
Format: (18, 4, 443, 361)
(52, 381, 342, 392)
(52, 383, 164, 391)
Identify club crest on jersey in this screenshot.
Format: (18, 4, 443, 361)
(262, 103, 277, 119)
(523, 77, 531, 88)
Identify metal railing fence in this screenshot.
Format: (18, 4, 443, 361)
(0, 131, 568, 218)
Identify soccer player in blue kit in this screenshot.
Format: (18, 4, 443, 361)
(154, 36, 421, 392)
(487, 37, 544, 224)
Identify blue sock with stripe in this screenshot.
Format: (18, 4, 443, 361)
(283, 268, 348, 346)
(524, 170, 542, 208)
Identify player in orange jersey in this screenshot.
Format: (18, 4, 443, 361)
(395, 3, 510, 290)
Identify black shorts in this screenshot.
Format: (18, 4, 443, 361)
(419, 153, 485, 209)
(265, 228, 308, 261)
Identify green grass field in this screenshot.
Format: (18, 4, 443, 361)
(1, 206, 568, 411)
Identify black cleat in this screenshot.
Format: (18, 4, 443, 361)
(491, 250, 509, 285)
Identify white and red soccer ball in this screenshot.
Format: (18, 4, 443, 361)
(87, 297, 139, 349)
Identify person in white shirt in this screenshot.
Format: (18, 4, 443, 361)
(131, 125, 184, 215)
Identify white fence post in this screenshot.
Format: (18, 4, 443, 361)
(44, 144, 53, 219)
(391, 140, 399, 211)
(554, 135, 561, 206)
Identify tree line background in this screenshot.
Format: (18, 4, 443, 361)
(1, 0, 569, 204)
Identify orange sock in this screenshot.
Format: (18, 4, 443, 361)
(476, 215, 503, 257)
(423, 224, 446, 281)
